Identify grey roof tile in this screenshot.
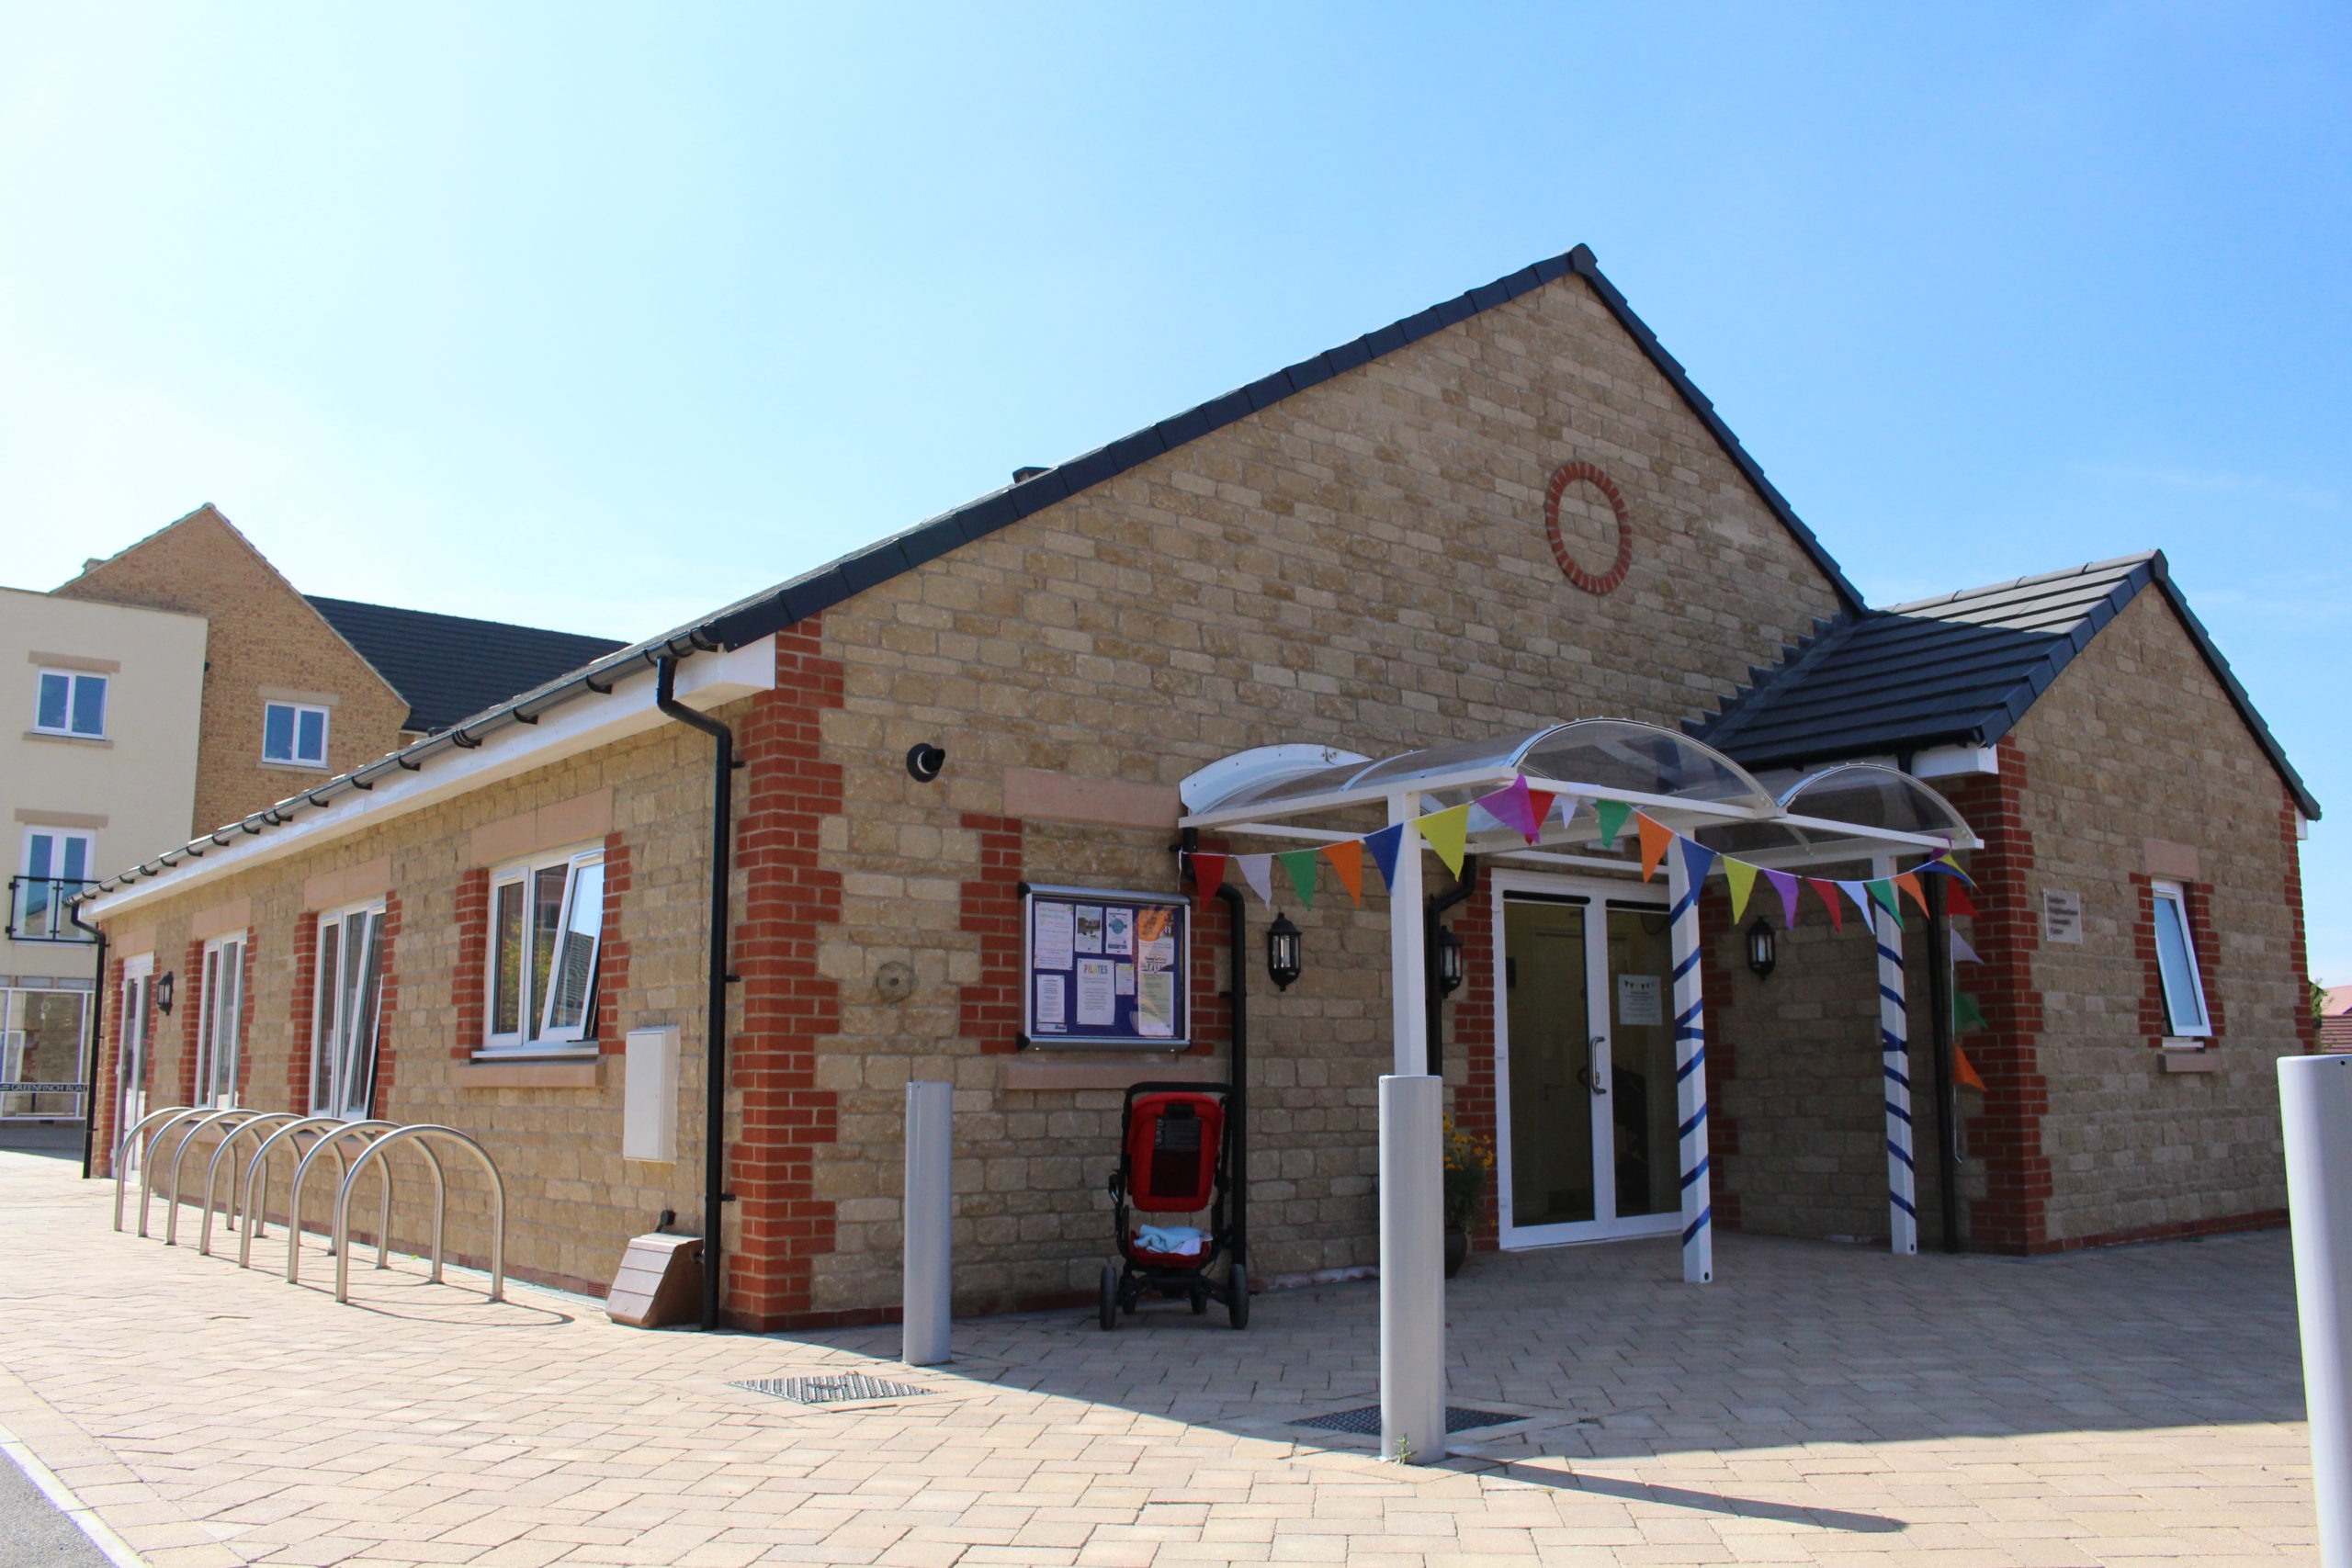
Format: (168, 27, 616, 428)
(306, 596, 628, 734)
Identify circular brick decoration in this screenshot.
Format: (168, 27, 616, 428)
(1544, 461, 1634, 595)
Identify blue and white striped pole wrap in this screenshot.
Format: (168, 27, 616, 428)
(1666, 850, 1713, 1283)
(1875, 856, 1918, 1257)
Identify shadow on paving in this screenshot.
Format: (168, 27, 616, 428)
(774, 1227, 2305, 1475)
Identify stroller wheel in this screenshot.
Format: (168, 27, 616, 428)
(1099, 1265, 1119, 1331)
(1227, 1263, 1250, 1330)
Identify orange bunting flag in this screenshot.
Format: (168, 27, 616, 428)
(1320, 839, 1364, 906)
(1636, 813, 1674, 883)
(1953, 1044, 1986, 1092)
(1894, 872, 1928, 917)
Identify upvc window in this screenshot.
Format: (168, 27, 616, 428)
(485, 848, 605, 1052)
(312, 901, 386, 1120)
(196, 933, 247, 1107)
(34, 670, 107, 738)
(263, 701, 330, 765)
(14, 829, 95, 940)
(2151, 880, 2211, 1039)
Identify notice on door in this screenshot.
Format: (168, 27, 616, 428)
(1021, 886, 1190, 1049)
(1616, 973, 1663, 1027)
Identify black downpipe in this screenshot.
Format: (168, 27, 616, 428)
(654, 656, 737, 1329)
(1925, 873, 1962, 1253)
(1214, 883, 1250, 1270)
(67, 903, 107, 1180)
(1423, 856, 1479, 1078)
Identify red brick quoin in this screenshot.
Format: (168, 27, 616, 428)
(725, 618, 847, 1330)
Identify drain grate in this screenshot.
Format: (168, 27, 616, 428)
(1290, 1404, 1518, 1436)
(730, 1373, 933, 1405)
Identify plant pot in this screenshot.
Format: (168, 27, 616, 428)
(1443, 1227, 1469, 1279)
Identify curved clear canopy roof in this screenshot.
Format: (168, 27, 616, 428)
(1187, 719, 1778, 815)
(1690, 763, 1971, 859)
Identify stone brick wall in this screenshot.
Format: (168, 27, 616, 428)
(56, 504, 413, 836)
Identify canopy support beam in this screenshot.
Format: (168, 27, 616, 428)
(1667, 850, 1713, 1284)
(1875, 852, 1919, 1258)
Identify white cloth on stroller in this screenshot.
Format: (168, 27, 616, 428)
(1135, 1224, 1209, 1257)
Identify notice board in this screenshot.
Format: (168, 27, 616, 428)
(1019, 883, 1190, 1049)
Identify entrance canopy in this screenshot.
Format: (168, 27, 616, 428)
(1179, 718, 1977, 868)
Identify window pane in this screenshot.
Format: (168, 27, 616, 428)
(71, 675, 106, 736)
(345, 914, 384, 1118)
(297, 707, 327, 763)
(264, 704, 295, 761)
(492, 881, 524, 1035)
(2153, 894, 2209, 1034)
(542, 859, 605, 1033)
(529, 865, 566, 1034)
(59, 835, 89, 883)
(36, 671, 68, 731)
(217, 942, 243, 1102)
(25, 833, 54, 880)
(199, 948, 220, 1100)
(313, 923, 342, 1112)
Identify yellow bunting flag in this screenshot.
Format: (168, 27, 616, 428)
(1416, 804, 1471, 877)
(1636, 813, 1673, 883)
(1894, 872, 1928, 917)
(1724, 857, 1758, 920)
(1321, 839, 1364, 906)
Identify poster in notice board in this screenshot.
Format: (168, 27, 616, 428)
(1020, 884, 1189, 1049)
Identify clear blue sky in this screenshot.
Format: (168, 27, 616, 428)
(5, 5, 2346, 976)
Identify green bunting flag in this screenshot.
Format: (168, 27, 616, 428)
(1953, 991, 1988, 1034)
(1276, 848, 1319, 908)
(1591, 798, 1634, 852)
(1867, 878, 1902, 929)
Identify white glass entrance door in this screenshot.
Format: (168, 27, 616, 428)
(1495, 876, 1681, 1247)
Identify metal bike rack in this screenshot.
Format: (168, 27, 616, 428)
(112, 1106, 198, 1232)
(334, 1125, 503, 1305)
(235, 1115, 373, 1269)
(285, 1121, 406, 1283)
(162, 1109, 272, 1246)
(195, 1111, 306, 1257)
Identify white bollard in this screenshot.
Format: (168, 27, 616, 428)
(2283, 1054, 2352, 1567)
(1380, 1073, 1446, 1464)
(902, 1081, 954, 1367)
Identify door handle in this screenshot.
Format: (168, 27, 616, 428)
(1590, 1036, 1609, 1094)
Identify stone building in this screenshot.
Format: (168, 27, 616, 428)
(74, 246, 2317, 1328)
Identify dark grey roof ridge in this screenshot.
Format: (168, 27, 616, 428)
(1881, 551, 2157, 616)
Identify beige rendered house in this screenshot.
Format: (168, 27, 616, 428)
(73, 246, 2318, 1329)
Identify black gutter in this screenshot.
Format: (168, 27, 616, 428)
(1423, 857, 1480, 1077)
(1213, 883, 1250, 1271)
(67, 901, 106, 1180)
(654, 656, 739, 1330)
(1924, 873, 1962, 1253)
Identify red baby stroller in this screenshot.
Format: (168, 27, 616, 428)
(1099, 1082, 1248, 1329)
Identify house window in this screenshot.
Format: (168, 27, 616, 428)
(2151, 880, 2211, 1039)
(312, 901, 386, 1120)
(485, 848, 605, 1053)
(196, 933, 246, 1107)
(12, 829, 95, 942)
(263, 701, 330, 766)
(34, 670, 107, 738)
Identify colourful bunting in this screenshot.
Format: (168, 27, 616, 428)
(1190, 853, 1227, 907)
(1945, 881, 1977, 919)
(1837, 880, 1877, 925)
(1477, 777, 1544, 843)
(1807, 878, 1845, 932)
(1953, 991, 1988, 1034)
(1636, 814, 1674, 883)
(1764, 868, 1802, 927)
(1950, 931, 1981, 965)
(1724, 857, 1758, 920)
(1277, 849, 1319, 908)
(1953, 1044, 1986, 1090)
(1321, 840, 1364, 906)
(1416, 804, 1471, 876)
(1918, 854, 1975, 887)
(1592, 798, 1633, 851)
(1867, 879, 1902, 929)
(1894, 872, 1928, 917)
(1679, 839, 1718, 888)
(1237, 853, 1274, 908)
(1530, 789, 1566, 839)
(1364, 823, 1406, 889)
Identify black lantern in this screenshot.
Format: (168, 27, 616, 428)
(1746, 918, 1777, 980)
(1266, 912, 1303, 991)
(1434, 925, 1465, 997)
(155, 971, 175, 1014)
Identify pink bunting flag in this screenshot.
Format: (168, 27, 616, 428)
(1476, 776, 1545, 843)
(1951, 931, 1982, 965)
(1764, 868, 1801, 927)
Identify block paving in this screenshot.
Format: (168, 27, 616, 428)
(0, 1147, 2315, 1566)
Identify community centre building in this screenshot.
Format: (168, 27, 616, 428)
(74, 245, 2319, 1329)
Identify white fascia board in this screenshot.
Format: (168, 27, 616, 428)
(82, 637, 775, 923)
(1910, 745, 1999, 779)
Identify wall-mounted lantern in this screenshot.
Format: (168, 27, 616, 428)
(155, 971, 175, 1014)
(1746, 918, 1777, 981)
(1266, 912, 1303, 992)
(1434, 926, 1465, 997)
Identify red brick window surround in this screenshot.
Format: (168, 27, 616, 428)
(2132, 874, 2222, 1045)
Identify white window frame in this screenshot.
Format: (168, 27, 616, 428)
(117, 954, 154, 1168)
(311, 899, 387, 1121)
(2150, 879, 2211, 1041)
(196, 931, 247, 1108)
(16, 828, 96, 940)
(262, 700, 331, 766)
(32, 669, 107, 739)
(481, 845, 606, 1056)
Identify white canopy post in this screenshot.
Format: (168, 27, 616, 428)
(1874, 852, 1918, 1257)
(1666, 848, 1713, 1283)
(1386, 791, 1429, 1077)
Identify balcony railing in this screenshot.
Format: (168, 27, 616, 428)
(6, 877, 96, 943)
